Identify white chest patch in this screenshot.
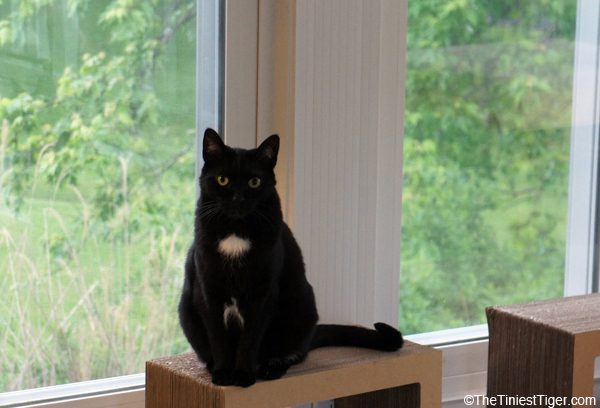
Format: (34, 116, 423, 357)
(223, 297, 244, 328)
(218, 234, 251, 258)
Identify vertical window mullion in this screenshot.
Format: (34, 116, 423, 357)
(196, 0, 224, 190)
(564, 0, 600, 296)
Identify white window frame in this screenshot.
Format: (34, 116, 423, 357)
(2, 0, 599, 407)
(564, 0, 600, 296)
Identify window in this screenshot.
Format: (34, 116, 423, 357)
(0, 0, 196, 393)
(3, 0, 600, 406)
(400, 0, 578, 334)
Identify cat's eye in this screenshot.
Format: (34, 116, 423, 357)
(216, 176, 229, 186)
(248, 177, 261, 189)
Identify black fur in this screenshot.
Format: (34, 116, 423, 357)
(178, 128, 403, 387)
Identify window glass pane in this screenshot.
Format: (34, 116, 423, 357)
(401, 0, 576, 333)
(0, 0, 196, 390)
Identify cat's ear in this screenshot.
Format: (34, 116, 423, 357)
(203, 128, 225, 163)
(256, 134, 279, 167)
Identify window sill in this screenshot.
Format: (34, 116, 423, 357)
(407, 325, 489, 405)
(1, 325, 490, 408)
(0, 374, 144, 408)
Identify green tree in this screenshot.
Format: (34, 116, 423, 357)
(0, 0, 196, 390)
(1, 0, 196, 227)
(401, 0, 575, 333)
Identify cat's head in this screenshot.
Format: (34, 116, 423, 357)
(199, 128, 279, 219)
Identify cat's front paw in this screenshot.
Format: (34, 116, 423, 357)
(211, 369, 235, 386)
(258, 358, 289, 380)
(205, 360, 214, 373)
(232, 370, 256, 387)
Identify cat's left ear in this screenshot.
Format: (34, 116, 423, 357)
(203, 128, 226, 163)
(256, 135, 279, 167)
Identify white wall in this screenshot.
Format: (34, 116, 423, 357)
(292, 0, 407, 327)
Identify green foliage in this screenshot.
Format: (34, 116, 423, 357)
(400, 0, 575, 333)
(0, 0, 195, 233)
(0, 0, 195, 391)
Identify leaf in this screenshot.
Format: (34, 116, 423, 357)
(100, 6, 128, 24)
(0, 20, 11, 46)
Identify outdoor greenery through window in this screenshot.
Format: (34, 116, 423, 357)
(1, 0, 195, 391)
(0, 0, 582, 394)
(400, 0, 577, 333)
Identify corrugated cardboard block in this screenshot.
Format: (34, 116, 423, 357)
(487, 294, 600, 407)
(146, 341, 441, 408)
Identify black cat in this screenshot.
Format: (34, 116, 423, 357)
(178, 128, 403, 387)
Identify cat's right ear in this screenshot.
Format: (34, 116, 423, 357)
(203, 128, 225, 163)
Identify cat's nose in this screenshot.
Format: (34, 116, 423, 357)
(232, 193, 243, 202)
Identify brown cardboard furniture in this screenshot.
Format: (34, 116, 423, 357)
(487, 294, 600, 406)
(146, 341, 442, 408)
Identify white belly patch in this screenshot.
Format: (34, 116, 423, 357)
(218, 234, 251, 258)
(223, 298, 244, 328)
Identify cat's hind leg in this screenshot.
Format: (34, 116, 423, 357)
(258, 351, 306, 380)
(178, 252, 214, 371)
(257, 314, 316, 380)
(178, 289, 214, 370)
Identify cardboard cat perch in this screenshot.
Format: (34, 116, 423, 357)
(146, 341, 442, 408)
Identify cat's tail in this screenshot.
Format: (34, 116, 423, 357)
(309, 322, 403, 351)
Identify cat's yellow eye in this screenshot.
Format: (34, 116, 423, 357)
(216, 176, 229, 186)
(248, 177, 261, 189)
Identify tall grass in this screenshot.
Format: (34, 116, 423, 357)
(0, 133, 191, 391)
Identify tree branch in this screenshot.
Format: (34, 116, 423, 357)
(158, 4, 196, 46)
(149, 141, 194, 179)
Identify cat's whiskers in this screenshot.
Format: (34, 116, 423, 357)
(198, 201, 220, 222)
